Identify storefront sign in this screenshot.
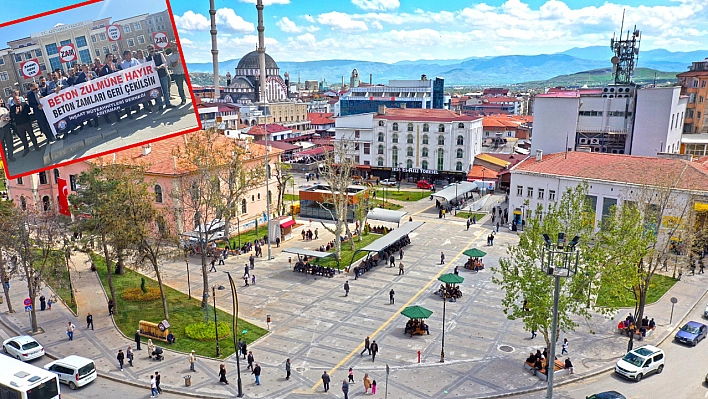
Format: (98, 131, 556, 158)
(392, 167, 439, 175)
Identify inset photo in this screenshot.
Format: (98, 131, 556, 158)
(0, 0, 200, 178)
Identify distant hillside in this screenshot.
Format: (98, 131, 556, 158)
(513, 68, 679, 89)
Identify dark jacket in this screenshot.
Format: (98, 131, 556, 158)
(10, 103, 31, 126)
(252, 365, 261, 376)
(117, 352, 124, 362)
(321, 373, 330, 383)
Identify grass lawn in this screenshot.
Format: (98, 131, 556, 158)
(36, 250, 77, 314)
(374, 189, 428, 202)
(369, 199, 403, 210)
(283, 194, 299, 202)
(454, 211, 487, 220)
(217, 225, 269, 250)
(311, 233, 381, 269)
(596, 274, 678, 308)
(91, 254, 268, 358)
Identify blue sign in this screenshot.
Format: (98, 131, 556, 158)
(25, 305, 32, 312)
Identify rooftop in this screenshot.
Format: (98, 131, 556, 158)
(308, 112, 335, 125)
(376, 108, 481, 122)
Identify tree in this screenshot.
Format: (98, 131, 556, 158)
(0, 200, 18, 313)
(493, 183, 608, 349)
(273, 160, 292, 216)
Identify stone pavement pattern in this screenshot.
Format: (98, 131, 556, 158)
(1, 192, 706, 399)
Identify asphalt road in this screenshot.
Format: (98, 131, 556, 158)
(509, 288, 708, 399)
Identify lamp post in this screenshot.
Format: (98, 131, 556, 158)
(212, 285, 221, 357)
(225, 272, 244, 397)
(185, 256, 191, 299)
(440, 297, 447, 363)
(454, 179, 458, 215)
(540, 233, 580, 399)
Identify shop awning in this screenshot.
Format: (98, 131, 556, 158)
(366, 208, 408, 224)
(280, 219, 296, 228)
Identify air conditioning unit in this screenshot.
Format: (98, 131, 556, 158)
(579, 138, 587, 144)
(591, 138, 600, 145)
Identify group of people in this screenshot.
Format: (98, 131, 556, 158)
(353, 235, 411, 279)
(404, 319, 430, 336)
(435, 283, 463, 301)
(301, 228, 318, 241)
(292, 259, 336, 277)
(617, 313, 655, 339)
(464, 257, 484, 271)
(525, 348, 574, 375)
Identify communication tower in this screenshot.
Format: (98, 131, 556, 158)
(610, 11, 641, 85)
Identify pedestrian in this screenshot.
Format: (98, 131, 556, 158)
(363, 373, 371, 394)
(241, 341, 248, 359)
(701, 262, 705, 274)
(370, 340, 379, 362)
(315, 228, 318, 239)
(561, 338, 568, 355)
(342, 380, 349, 399)
(147, 339, 155, 359)
(399, 248, 404, 259)
(150, 375, 157, 398)
(253, 363, 261, 385)
(210, 258, 217, 272)
(321, 371, 330, 392)
(189, 350, 196, 372)
(472, 215, 476, 224)
(466, 219, 471, 230)
(454, 265, 459, 275)
(372, 379, 377, 394)
(66, 322, 75, 341)
(344, 281, 350, 297)
(496, 222, 500, 232)
(155, 371, 162, 394)
(39, 295, 46, 311)
(565, 358, 574, 374)
(360, 336, 370, 356)
(389, 289, 395, 305)
(244, 264, 250, 276)
(531, 329, 536, 339)
(249, 254, 255, 269)
(348, 367, 354, 383)
(86, 313, 93, 330)
(302, 230, 306, 240)
(244, 273, 250, 286)
(117, 349, 125, 371)
(108, 298, 114, 315)
(247, 351, 254, 370)
(440, 251, 445, 265)
(398, 261, 404, 275)
(285, 358, 291, 380)
(127, 346, 134, 367)
(275, 236, 280, 248)
(252, 274, 256, 285)
(389, 254, 395, 267)
(219, 363, 229, 385)
(47, 297, 52, 310)
(135, 330, 142, 350)
(218, 253, 225, 265)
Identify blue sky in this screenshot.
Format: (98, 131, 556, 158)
(3, 0, 707, 64)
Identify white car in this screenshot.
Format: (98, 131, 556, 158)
(2, 335, 45, 361)
(45, 355, 97, 390)
(614, 345, 664, 381)
(380, 179, 397, 187)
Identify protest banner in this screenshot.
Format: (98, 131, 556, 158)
(39, 61, 162, 137)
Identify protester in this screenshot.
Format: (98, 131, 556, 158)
(166, 42, 186, 105)
(146, 45, 172, 109)
(0, 98, 14, 162)
(9, 90, 39, 156)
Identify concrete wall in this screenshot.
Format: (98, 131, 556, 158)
(632, 87, 686, 156)
(530, 97, 580, 154)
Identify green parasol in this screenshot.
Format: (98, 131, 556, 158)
(438, 273, 465, 285)
(400, 305, 433, 319)
(462, 248, 487, 258)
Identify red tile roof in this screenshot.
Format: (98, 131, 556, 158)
(467, 164, 499, 180)
(308, 112, 335, 126)
(253, 140, 300, 152)
(376, 108, 481, 122)
(513, 152, 708, 191)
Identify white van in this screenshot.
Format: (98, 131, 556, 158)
(44, 355, 97, 389)
(614, 345, 665, 381)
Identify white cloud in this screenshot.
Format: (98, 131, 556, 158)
(174, 11, 210, 32)
(352, 0, 399, 11)
(303, 15, 316, 23)
(238, 0, 290, 4)
(216, 8, 255, 33)
(276, 17, 301, 33)
(317, 11, 368, 31)
(371, 21, 383, 30)
(179, 38, 194, 46)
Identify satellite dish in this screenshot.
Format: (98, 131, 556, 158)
(611, 56, 620, 65)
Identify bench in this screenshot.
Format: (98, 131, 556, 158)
(139, 320, 170, 342)
(525, 359, 568, 381)
(407, 326, 429, 337)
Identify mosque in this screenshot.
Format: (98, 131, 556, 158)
(222, 50, 290, 104)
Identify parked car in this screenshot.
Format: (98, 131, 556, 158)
(2, 335, 45, 361)
(674, 321, 708, 346)
(380, 179, 397, 187)
(586, 392, 626, 399)
(44, 355, 97, 390)
(614, 345, 664, 381)
(703, 303, 708, 318)
(416, 180, 434, 189)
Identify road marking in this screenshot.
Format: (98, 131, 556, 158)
(0, 328, 9, 341)
(310, 228, 487, 390)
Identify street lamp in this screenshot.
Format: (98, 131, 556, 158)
(212, 285, 221, 357)
(185, 256, 191, 299)
(540, 233, 580, 399)
(225, 272, 244, 397)
(440, 296, 447, 363)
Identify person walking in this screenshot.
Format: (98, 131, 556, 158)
(253, 363, 261, 385)
(360, 337, 370, 356)
(342, 380, 350, 399)
(440, 251, 445, 265)
(117, 349, 125, 371)
(209, 258, 217, 273)
(86, 313, 93, 330)
(363, 373, 371, 394)
(285, 358, 291, 380)
(108, 299, 114, 315)
(315, 228, 319, 239)
(321, 371, 330, 392)
(344, 281, 350, 297)
(496, 222, 500, 232)
(370, 340, 379, 362)
(66, 322, 75, 341)
(150, 375, 158, 398)
(389, 289, 395, 305)
(454, 265, 459, 275)
(389, 254, 395, 267)
(219, 364, 229, 385)
(561, 338, 569, 355)
(399, 261, 404, 275)
(47, 297, 52, 310)
(189, 350, 196, 372)
(39, 295, 46, 311)
(348, 367, 354, 383)
(247, 351, 255, 371)
(372, 379, 377, 394)
(155, 371, 162, 394)
(249, 254, 255, 269)
(399, 248, 404, 259)
(244, 273, 250, 286)
(531, 329, 537, 339)
(126, 346, 134, 367)
(241, 341, 248, 359)
(135, 330, 142, 350)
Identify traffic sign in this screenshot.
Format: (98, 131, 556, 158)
(152, 32, 168, 49)
(23, 298, 31, 306)
(59, 43, 77, 63)
(20, 59, 41, 79)
(25, 305, 32, 312)
(107, 25, 122, 41)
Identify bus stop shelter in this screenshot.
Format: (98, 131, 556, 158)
(366, 208, 409, 227)
(348, 221, 424, 268)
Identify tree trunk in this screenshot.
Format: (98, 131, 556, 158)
(24, 265, 38, 333)
(153, 259, 169, 321)
(0, 260, 14, 313)
(101, 233, 117, 314)
(200, 246, 209, 309)
(115, 248, 125, 275)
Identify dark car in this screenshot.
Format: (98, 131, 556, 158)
(587, 391, 626, 399)
(674, 321, 708, 346)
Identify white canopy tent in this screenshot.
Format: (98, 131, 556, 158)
(432, 181, 478, 203)
(366, 208, 409, 226)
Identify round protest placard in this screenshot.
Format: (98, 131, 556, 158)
(152, 32, 168, 49)
(107, 25, 122, 41)
(59, 44, 77, 63)
(20, 59, 41, 79)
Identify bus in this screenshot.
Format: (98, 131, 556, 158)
(0, 355, 61, 399)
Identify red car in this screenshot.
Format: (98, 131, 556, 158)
(417, 180, 434, 189)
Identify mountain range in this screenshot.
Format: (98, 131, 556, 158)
(186, 46, 705, 86)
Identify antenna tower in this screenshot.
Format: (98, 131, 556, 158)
(610, 10, 641, 84)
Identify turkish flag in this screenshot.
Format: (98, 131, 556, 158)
(58, 178, 70, 216)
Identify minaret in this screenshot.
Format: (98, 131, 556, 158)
(256, 0, 267, 104)
(209, 0, 219, 100)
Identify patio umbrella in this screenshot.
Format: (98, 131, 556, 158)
(401, 305, 433, 319)
(462, 248, 487, 258)
(438, 273, 465, 285)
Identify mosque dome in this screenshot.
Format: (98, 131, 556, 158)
(236, 51, 279, 71)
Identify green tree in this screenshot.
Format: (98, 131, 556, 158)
(273, 160, 292, 216)
(0, 200, 18, 313)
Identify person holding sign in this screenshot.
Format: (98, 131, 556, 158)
(120, 51, 153, 118)
(9, 90, 39, 156)
(100, 54, 123, 124)
(26, 83, 55, 142)
(0, 98, 15, 162)
(146, 45, 172, 109)
(166, 42, 186, 105)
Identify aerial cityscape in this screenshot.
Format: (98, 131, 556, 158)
(0, 1, 708, 399)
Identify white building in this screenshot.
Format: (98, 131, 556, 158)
(335, 107, 483, 182)
(531, 85, 687, 156)
(509, 150, 708, 234)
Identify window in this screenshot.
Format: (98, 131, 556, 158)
(437, 135, 445, 145)
(49, 57, 62, 72)
(407, 123, 413, 131)
(392, 147, 398, 166)
(517, 186, 522, 196)
(456, 161, 463, 171)
(363, 143, 370, 155)
(457, 135, 464, 146)
(20, 195, 26, 210)
(24, 52, 32, 60)
(45, 43, 58, 55)
(456, 149, 463, 158)
(92, 35, 97, 43)
(17, 177, 24, 185)
(99, 32, 107, 41)
(102, 46, 109, 55)
(0, 72, 8, 81)
(422, 134, 429, 144)
(527, 187, 533, 198)
(79, 49, 91, 64)
(137, 35, 145, 45)
(257, 192, 261, 200)
(437, 150, 444, 170)
(38, 171, 48, 185)
(378, 145, 384, 154)
(457, 122, 464, 129)
(75, 36, 87, 47)
(407, 147, 413, 156)
(42, 196, 50, 212)
(438, 124, 445, 132)
(0, 57, 4, 66)
(133, 22, 142, 30)
(422, 147, 428, 157)
(111, 44, 118, 52)
(124, 25, 131, 33)
(148, 19, 153, 24)
(14, 54, 22, 62)
(407, 159, 413, 168)
(392, 122, 398, 131)
(378, 120, 384, 126)
(69, 175, 77, 191)
(59, 39, 72, 46)
(422, 160, 428, 169)
(538, 188, 544, 200)
(423, 123, 429, 132)
(407, 134, 413, 144)
(392, 133, 398, 143)
(127, 38, 135, 47)
(154, 185, 163, 203)
(701, 96, 705, 104)
(378, 132, 384, 142)
(94, 49, 101, 57)
(241, 199, 247, 214)
(354, 130, 360, 138)
(377, 157, 384, 166)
